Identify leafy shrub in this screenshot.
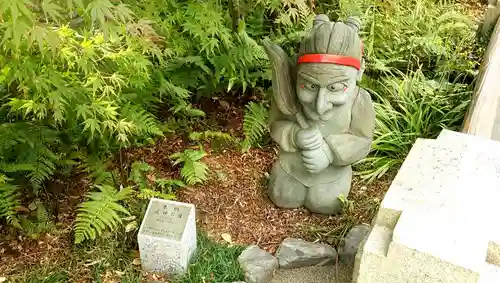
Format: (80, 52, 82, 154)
(124, 0, 314, 96)
(322, 0, 481, 181)
(355, 70, 472, 182)
(334, 0, 479, 77)
(0, 0, 182, 228)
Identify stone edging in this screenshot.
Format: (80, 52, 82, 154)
(463, 16, 500, 141)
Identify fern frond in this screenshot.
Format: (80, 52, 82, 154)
(74, 185, 133, 244)
(189, 130, 239, 144)
(242, 102, 269, 150)
(121, 104, 163, 138)
(136, 188, 176, 200)
(27, 156, 56, 190)
(171, 102, 205, 117)
(182, 159, 209, 185)
(0, 163, 35, 172)
(34, 200, 50, 224)
(155, 178, 185, 190)
(0, 123, 61, 192)
(0, 176, 21, 228)
(19, 200, 55, 239)
(128, 161, 153, 188)
(170, 149, 209, 185)
(296, 0, 313, 28)
(78, 154, 117, 186)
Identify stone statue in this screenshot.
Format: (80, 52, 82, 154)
(264, 14, 375, 215)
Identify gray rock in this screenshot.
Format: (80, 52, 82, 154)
(276, 238, 337, 269)
(238, 245, 278, 283)
(270, 264, 353, 283)
(338, 224, 371, 266)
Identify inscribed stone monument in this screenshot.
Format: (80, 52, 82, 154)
(138, 198, 197, 276)
(264, 14, 375, 215)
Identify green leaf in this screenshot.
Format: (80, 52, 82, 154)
(155, 178, 185, 191)
(67, 0, 85, 11)
(5, 0, 34, 25)
(114, 3, 134, 23)
(76, 105, 91, 120)
(42, 0, 64, 22)
(87, 0, 115, 26)
(128, 161, 152, 187)
(83, 118, 102, 139)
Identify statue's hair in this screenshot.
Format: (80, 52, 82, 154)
(299, 14, 363, 61)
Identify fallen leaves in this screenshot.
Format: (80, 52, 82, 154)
(125, 221, 138, 233)
(176, 145, 392, 252)
(221, 233, 233, 246)
(132, 258, 141, 266)
(83, 259, 103, 267)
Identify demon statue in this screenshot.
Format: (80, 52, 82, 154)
(264, 14, 375, 215)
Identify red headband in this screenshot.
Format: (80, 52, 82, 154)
(297, 54, 361, 70)
(297, 43, 364, 70)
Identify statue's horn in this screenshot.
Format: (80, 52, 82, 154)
(314, 14, 330, 26)
(346, 16, 362, 33)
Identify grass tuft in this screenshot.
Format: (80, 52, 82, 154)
(176, 232, 245, 283)
(6, 232, 244, 283)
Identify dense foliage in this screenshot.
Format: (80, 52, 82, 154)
(0, 0, 168, 239)
(0, 0, 482, 248)
(335, 0, 481, 180)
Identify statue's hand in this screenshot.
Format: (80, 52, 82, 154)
(295, 126, 323, 150)
(301, 142, 333, 174)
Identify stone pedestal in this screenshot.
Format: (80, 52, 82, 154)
(353, 130, 500, 283)
(138, 198, 197, 276)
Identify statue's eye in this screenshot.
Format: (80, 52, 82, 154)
(304, 83, 318, 91)
(327, 83, 346, 92)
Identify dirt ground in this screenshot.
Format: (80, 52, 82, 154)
(130, 135, 392, 253)
(0, 95, 392, 280)
(460, 0, 487, 20)
(0, 138, 391, 281)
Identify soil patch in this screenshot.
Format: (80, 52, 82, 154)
(0, 174, 90, 280)
(178, 149, 391, 253)
(459, 0, 487, 21)
(130, 134, 392, 253)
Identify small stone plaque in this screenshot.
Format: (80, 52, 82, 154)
(141, 200, 191, 241)
(138, 198, 197, 276)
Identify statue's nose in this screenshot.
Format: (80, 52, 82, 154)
(316, 88, 332, 115)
